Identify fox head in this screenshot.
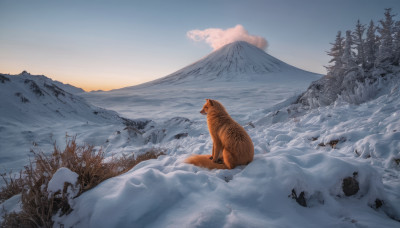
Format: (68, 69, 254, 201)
(200, 99, 214, 115)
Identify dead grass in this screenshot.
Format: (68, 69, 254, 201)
(1, 211, 30, 228)
(0, 171, 24, 204)
(0, 138, 165, 227)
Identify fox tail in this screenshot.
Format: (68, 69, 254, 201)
(185, 154, 228, 169)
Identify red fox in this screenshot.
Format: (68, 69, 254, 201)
(185, 99, 254, 169)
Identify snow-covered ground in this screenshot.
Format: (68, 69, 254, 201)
(54, 74, 400, 227)
(1, 42, 399, 227)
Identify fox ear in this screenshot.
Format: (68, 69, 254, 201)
(206, 99, 214, 106)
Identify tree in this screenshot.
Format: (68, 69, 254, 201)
(341, 30, 357, 71)
(393, 20, 400, 65)
(364, 20, 378, 70)
(376, 8, 396, 68)
(326, 31, 344, 76)
(352, 20, 366, 68)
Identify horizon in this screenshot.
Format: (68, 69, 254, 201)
(1, 0, 398, 91)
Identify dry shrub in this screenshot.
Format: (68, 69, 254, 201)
(111, 148, 166, 175)
(0, 171, 24, 204)
(1, 138, 165, 227)
(1, 211, 30, 228)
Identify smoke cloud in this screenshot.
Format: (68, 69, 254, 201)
(187, 24, 268, 50)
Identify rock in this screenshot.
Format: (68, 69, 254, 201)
(342, 172, 359, 196)
(174, 133, 188, 139)
(290, 189, 307, 207)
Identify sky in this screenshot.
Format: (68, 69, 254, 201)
(0, 0, 399, 91)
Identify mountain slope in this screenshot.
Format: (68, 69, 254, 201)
(0, 72, 130, 171)
(0, 72, 120, 124)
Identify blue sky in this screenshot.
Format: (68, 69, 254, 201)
(0, 0, 399, 91)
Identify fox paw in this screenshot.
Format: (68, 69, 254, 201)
(214, 158, 223, 164)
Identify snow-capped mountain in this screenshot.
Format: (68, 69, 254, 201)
(139, 41, 320, 86)
(84, 41, 321, 120)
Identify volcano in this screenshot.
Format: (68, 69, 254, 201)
(141, 41, 320, 86)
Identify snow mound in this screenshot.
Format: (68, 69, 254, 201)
(0, 194, 22, 224)
(56, 148, 398, 228)
(47, 167, 79, 194)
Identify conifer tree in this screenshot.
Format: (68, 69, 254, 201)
(393, 21, 400, 65)
(326, 31, 344, 76)
(352, 20, 366, 68)
(364, 20, 378, 70)
(376, 8, 395, 68)
(341, 30, 357, 71)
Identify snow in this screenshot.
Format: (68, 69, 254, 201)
(0, 194, 22, 224)
(55, 79, 400, 227)
(1, 42, 400, 227)
(47, 167, 79, 194)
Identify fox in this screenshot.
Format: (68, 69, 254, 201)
(185, 99, 254, 169)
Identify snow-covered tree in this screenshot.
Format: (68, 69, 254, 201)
(376, 8, 396, 69)
(352, 20, 366, 68)
(298, 8, 400, 108)
(326, 31, 344, 76)
(364, 20, 378, 70)
(341, 30, 357, 71)
(393, 20, 400, 65)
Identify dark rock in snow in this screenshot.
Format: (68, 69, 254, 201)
(0, 74, 10, 83)
(374, 199, 384, 209)
(291, 189, 307, 207)
(15, 92, 30, 103)
(174, 133, 188, 139)
(24, 79, 44, 96)
(342, 173, 359, 196)
(44, 83, 66, 97)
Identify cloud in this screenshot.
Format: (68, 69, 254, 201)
(187, 24, 267, 50)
